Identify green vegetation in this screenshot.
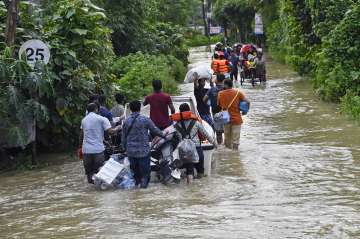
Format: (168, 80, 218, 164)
(111, 53, 186, 101)
(0, 0, 202, 162)
(259, 0, 360, 122)
(213, 0, 255, 43)
(1, 0, 115, 150)
(210, 0, 360, 122)
(185, 32, 223, 47)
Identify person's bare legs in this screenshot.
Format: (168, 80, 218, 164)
(187, 175, 193, 184)
(232, 125, 241, 151)
(224, 124, 232, 149)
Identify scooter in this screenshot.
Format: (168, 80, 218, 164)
(150, 126, 183, 184)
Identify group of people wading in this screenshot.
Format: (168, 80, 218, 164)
(211, 41, 264, 84)
(79, 44, 251, 188)
(194, 74, 250, 151)
(79, 80, 217, 188)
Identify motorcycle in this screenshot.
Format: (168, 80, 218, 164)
(150, 126, 183, 184)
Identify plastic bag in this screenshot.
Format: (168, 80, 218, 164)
(116, 172, 136, 190)
(214, 111, 230, 124)
(239, 101, 250, 115)
(184, 65, 212, 83)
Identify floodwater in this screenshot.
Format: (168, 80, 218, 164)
(1, 47, 360, 239)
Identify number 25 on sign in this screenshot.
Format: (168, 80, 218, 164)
(19, 40, 50, 68)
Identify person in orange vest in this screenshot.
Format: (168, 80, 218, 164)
(211, 51, 230, 76)
(170, 103, 215, 182)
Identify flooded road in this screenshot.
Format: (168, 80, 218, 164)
(1, 47, 360, 238)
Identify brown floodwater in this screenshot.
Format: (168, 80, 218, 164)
(1, 47, 360, 239)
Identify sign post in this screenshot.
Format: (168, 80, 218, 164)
(18, 39, 51, 165)
(254, 13, 264, 47)
(209, 26, 222, 35)
(19, 39, 50, 68)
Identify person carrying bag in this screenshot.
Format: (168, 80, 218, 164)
(173, 103, 215, 184)
(214, 90, 239, 125)
(217, 79, 250, 150)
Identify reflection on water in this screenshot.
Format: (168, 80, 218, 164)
(1, 47, 360, 238)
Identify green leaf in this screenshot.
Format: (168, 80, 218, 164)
(67, 50, 77, 58)
(66, 8, 76, 19)
(7, 126, 28, 148)
(87, 2, 105, 12)
(81, 7, 89, 13)
(71, 28, 88, 35)
(89, 11, 106, 19)
(60, 70, 72, 76)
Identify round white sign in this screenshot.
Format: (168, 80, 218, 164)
(19, 39, 50, 67)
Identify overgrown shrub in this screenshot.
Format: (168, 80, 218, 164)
(0, 48, 52, 148)
(111, 53, 186, 101)
(0, 0, 116, 150)
(341, 92, 360, 122)
(314, 4, 360, 121)
(264, 0, 360, 122)
(39, 0, 116, 148)
(185, 33, 223, 47)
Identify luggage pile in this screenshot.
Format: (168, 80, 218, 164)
(93, 154, 135, 190)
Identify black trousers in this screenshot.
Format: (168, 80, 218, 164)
(230, 70, 238, 81)
(83, 152, 105, 184)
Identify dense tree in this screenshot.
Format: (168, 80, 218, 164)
(3, 0, 20, 46)
(262, 0, 360, 121)
(0, 0, 115, 150)
(0, 0, 195, 159)
(94, 0, 146, 55)
(213, 0, 255, 42)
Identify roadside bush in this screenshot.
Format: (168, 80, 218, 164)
(0, 0, 115, 150)
(314, 4, 360, 121)
(39, 0, 115, 148)
(0, 48, 51, 148)
(341, 92, 360, 122)
(185, 33, 223, 47)
(111, 53, 186, 101)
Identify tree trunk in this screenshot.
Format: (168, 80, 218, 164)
(5, 0, 20, 47)
(202, 0, 209, 37)
(224, 25, 228, 38)
(239, 23, 245, 43)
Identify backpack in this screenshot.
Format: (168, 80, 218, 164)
(174, 120, 199, 163)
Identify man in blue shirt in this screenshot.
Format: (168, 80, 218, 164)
(230, 50, 240, 82)
(203, 74, 225, 145)
(194, 77, 214, 128)
(122, 101, 165, 188)
(98, 95, 113, 123)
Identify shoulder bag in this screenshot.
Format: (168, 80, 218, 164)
(214, 90, 239, 124)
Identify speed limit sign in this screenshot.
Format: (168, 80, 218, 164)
(19, 39, 50, 68)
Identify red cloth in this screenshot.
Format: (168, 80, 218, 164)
(144, 92, 172, 128)
(77, 148, 83, 160)
(240, 44, 252, 54)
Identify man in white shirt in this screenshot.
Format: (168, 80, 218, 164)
(80, 103, 120, 184)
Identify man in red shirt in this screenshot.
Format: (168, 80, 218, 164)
(144, 80, 175, 130)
